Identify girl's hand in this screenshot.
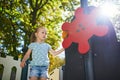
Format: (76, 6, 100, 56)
(20, 61, 26, 68)
(49, 48, 64, 56)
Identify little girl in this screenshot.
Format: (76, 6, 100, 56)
(20, 27, 64, 80)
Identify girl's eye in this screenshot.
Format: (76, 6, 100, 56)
(41, 32, 47, 34)
(41, 32, 45, 34)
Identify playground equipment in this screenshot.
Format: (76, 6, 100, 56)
(62, 0, 120, 80)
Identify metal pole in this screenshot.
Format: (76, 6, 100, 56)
(80, 0, 94, 80)
(81, 0, 88, 13)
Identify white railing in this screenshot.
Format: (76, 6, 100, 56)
(0, 56, 63, 80)
(0, 56, 22, 80)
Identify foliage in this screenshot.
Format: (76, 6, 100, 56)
(49, 54, 65, 72)
(1, 0, 120, 73)
(0, 0, 80, 72)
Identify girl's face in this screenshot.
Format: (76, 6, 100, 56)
(35, 28, 47, 41)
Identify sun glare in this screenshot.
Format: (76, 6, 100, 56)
(99, 2, 118, 17)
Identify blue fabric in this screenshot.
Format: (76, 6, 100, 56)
(29, 66, 49, 78)
(28, 42, 51, 66)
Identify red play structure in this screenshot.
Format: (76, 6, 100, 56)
(62, 0, 120, 80)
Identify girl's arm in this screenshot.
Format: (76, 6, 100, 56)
(20, 49, 32, 68)
(49, 48, 64, 56)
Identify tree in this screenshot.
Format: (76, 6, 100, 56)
(0, 0, 80, 72)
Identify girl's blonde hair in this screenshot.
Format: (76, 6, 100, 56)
(30, 27, 46, 42)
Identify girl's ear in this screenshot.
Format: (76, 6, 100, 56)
(35, 32, 37, 37)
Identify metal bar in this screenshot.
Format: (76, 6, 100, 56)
(80, 0, 94, 80)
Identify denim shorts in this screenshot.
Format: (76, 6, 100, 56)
(29, 65, 49, 79)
